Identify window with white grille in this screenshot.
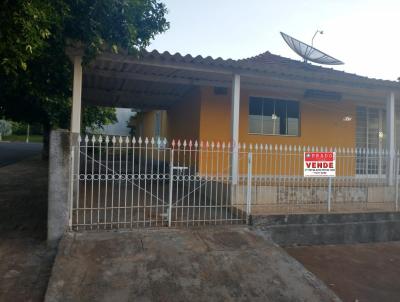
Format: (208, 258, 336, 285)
(355, 106, 386, 175)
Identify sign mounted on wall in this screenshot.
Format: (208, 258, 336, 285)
(304, 152, 336, 177)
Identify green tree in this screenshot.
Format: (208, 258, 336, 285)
(0, 0, 169, 157)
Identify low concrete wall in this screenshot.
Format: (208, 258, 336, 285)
(234, 185, 396, 214)
(253, 212, 400, 246)
(47, 129, 73, 246)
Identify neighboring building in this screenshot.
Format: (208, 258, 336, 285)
(89, 108, 134, 136)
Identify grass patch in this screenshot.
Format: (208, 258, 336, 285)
(2, 135, 43, 143)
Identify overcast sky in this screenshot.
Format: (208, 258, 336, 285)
(149, 0, 400, 81)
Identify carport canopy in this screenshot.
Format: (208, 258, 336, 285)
(67, 46, 400, 130)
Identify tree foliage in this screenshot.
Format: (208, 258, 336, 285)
(0, 0, 169, 131)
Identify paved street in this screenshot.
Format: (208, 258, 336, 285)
(0, 142, 42, 167)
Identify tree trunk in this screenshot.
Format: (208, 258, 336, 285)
(42, 122, 51, 160)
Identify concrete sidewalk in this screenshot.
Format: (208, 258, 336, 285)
(0, 156, 55, 302)
(45, 227, 340, 302)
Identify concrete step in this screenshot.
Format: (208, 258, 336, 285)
(253, 212, 400, 246)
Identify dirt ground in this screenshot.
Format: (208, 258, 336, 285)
(286, 242, 400, 302)
(0, 156, 56, 302)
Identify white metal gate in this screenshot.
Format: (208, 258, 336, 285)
(69, 136, 252, 230)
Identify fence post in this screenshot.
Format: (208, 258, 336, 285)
(327, 177, 332, 212)
(68, 146, 75, 228)
(246, 152, 252, 224)
(395, 155, 399, 211)
(168, 149, 174, 227)
(48, 129, 73, 246)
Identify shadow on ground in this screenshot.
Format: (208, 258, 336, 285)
(0, 156, 56, 302)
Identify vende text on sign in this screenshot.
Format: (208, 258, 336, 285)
(304, 152, 336, 177)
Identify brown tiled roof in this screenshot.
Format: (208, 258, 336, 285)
(140, 50, 400, 90)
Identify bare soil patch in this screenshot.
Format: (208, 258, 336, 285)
(286, 242, 400, 302)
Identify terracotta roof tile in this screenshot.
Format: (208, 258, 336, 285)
(140, 49, 400, 89)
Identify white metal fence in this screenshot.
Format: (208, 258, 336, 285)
(69, 136, 251, 230)
(69, 136, 400, 230)
(248, 144, 399, 214)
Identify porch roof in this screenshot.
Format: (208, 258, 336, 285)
(75, 48, 400, 110)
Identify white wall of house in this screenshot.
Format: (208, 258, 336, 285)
(88, 108, 135, 136)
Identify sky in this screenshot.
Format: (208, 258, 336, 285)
(149, 0, 400, 81)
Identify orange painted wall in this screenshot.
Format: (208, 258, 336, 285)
(197, 86, 357, 175)
(138, 110, 168, 139)
(198, 86, 356, 148)
(140, 86, 359, 176)
(166, 87, 201, 142)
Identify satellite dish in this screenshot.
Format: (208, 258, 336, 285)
(280, 32, 344, 65)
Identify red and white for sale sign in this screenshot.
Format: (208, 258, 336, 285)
(304, 152, 336, 177)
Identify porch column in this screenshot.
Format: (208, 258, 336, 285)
(231, 74, 240, 185)
(386, 91, 396, 185)
(71, 56, 83, 134)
